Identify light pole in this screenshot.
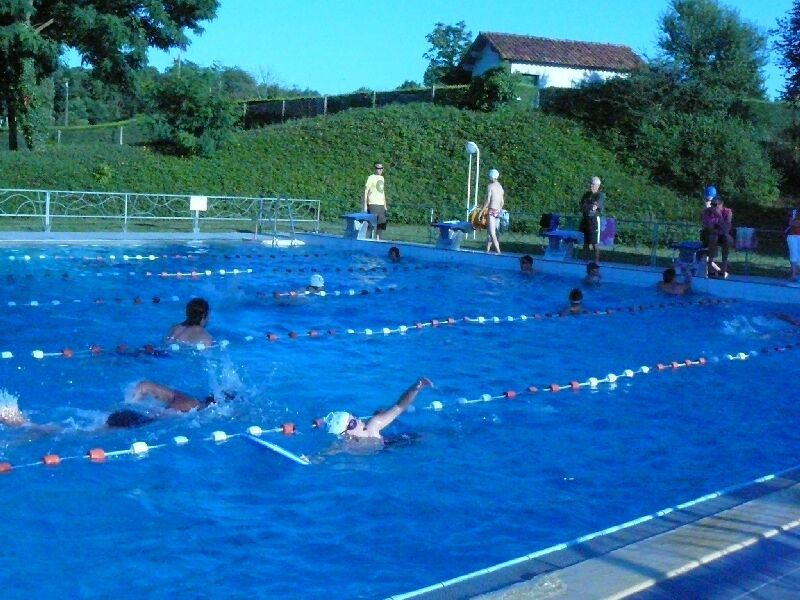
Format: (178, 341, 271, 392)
(465, 141, 480, 220)
(64, 80, 69, 127)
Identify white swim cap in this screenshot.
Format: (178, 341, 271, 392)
(324, 411, 354, 435)
(309, 274, 325, 288)
(488, 168, 500, 180)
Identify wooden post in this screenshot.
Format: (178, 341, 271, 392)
(118, 126, 123, 145)
(372, 91, 376, 108)
(323, 96, 328, 115)
(281, 100, 286, 122)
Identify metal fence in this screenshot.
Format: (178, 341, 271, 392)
(0, 188, 321, 235)
(243, 85, 470, 128)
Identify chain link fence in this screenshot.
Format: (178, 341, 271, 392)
(244, 86, 470, 128)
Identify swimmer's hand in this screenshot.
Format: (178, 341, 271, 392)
(416, 377, 433, 390)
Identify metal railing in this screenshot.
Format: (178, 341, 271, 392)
(0, 188, 321, 235)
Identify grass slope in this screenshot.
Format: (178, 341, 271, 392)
(0, 104, 692, 223)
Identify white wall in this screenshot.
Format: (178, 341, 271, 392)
(470, 47, 630, 89)
(510, 62, 627, 88)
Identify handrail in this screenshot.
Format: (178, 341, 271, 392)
(0, 188, 321, 235)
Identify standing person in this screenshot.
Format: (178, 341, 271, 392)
(579, 176, 605, 263)
(166, 297, 213, 347)
(701, 196, 733, 278)
(482, 168, 504, 254)
(786, 209, 800, 281)
(363, 162, 388, 240)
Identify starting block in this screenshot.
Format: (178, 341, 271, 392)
(432, 220, 473, 250)
(544, 230, 583, 260)
(341, 213, 377, 240)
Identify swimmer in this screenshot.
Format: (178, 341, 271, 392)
(307, 273, 325, 293)
(388, 246, 401, 263)
(0, 381, 228, 431)
(658, 267, 691, 296)
(322, 377, 432, 442)
(567, 288, 583, 314)
(519, 255, 534, 274)
(166, 297, 213, 347)
(774, 313, 800, 327)
(585, 262, 601, 286)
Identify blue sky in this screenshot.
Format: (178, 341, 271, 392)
(145, 0, 793, 99)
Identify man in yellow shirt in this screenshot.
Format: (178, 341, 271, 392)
(363, 162, 388, 240)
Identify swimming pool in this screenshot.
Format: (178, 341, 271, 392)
(0, 239, 798, 599)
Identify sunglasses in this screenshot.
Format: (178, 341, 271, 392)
(375, 166, 384, 170)
(346, 417, 359, 432)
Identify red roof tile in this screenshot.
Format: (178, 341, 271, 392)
(465, 32, 643, 72)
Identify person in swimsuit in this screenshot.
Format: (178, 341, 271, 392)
(166, 298, 213, 347)
(0, 381, 226, 430)
(584, 262, 601, 286)
(306, 273, 325, 293)
(481, 168, 504, 254)
(567, 288, 584, 314)
(322, 377, 432, 442)
(658, 267, 692, 295)
(388, 246, 402, 263)
(519, 255, 534, 274)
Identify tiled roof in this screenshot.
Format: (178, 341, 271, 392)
(464, 32, 643, 72)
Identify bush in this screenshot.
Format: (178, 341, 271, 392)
(635, 112, 779, 208)
(466, 65, 525, 111)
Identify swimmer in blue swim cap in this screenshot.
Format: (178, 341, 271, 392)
(323, 377, 432, 441)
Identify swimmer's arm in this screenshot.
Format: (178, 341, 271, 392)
(365, 377, 432, 435)
(133, 381, 202, 412)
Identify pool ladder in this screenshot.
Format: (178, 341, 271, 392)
(255, 197, 297, 246)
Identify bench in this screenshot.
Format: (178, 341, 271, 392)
(341, 212, 377, 240)
(544, 230, 584, 260)
(432, 220, 473, 250)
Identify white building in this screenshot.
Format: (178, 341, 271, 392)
(459, 32, 643, 89)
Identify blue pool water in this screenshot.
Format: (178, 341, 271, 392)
(0, 241, 799, 599)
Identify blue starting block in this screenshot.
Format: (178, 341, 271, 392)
(671, 241, 707, 276)
(432, 220, 473, 250)
(341, 212, 377, 240)
(544, 230, 583, 259)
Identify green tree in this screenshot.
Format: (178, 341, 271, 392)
(423, 21, 472, 86)
(657, 0, 768, 111)
(147, 68, 239, 157)
(0, 0, 218, 150)
(774, 1, 800, 101)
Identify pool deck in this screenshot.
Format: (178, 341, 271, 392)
(388, 471, 800, 600)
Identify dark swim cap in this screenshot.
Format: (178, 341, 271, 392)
(106, 409, 155, 429)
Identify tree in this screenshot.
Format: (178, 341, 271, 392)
(657, 0, 768, 111)
(774, 1, 800, 102)
(396, 80, 422, 90)
(423, 21, 472, 86)
(0, 0, 219, 150)
(147, 68, 239, 157)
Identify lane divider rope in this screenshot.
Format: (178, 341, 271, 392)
(0, 298, 739, 362)
(2, 341, 793, 476)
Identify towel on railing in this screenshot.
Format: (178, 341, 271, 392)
(600, 217, 616, 247)
(736, 227, 757, 250)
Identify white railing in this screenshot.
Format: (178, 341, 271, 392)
(0, 188, 321, 234)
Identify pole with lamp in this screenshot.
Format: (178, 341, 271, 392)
(64, 80, 69, 127)
(465, 141, 480, 237)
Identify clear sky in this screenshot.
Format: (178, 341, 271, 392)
(144, 0, 794, 99)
